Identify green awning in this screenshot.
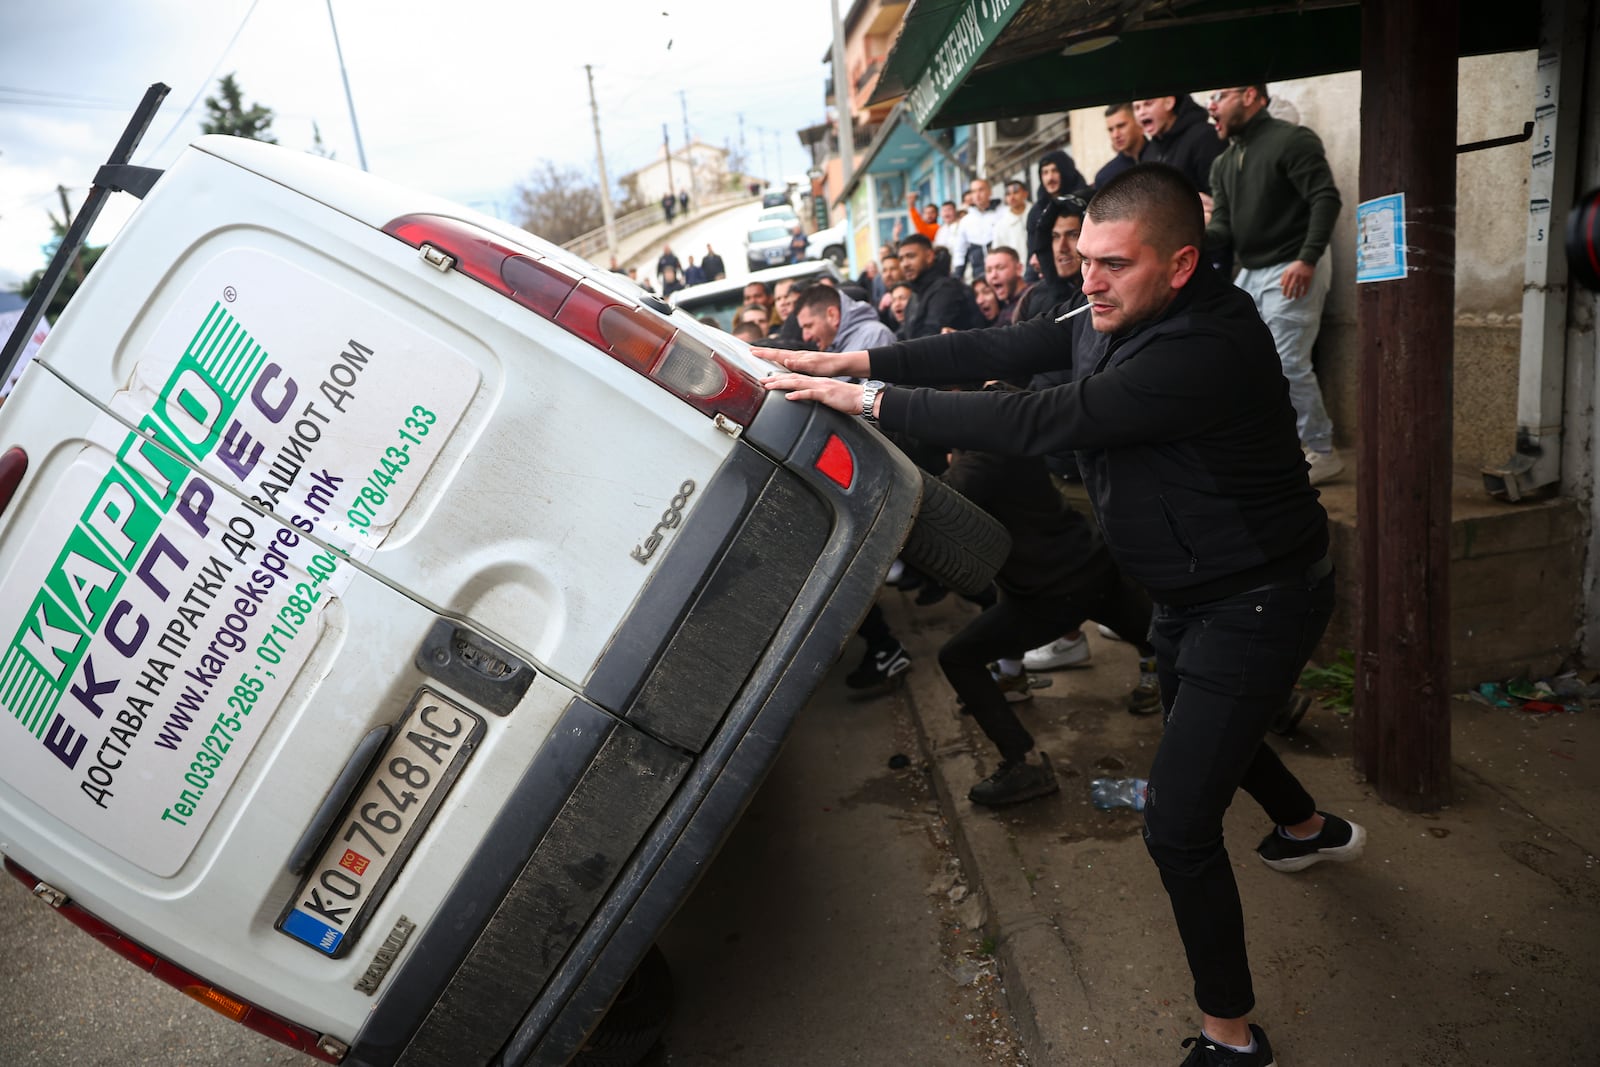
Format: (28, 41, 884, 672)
(875, 0, 1540, 131)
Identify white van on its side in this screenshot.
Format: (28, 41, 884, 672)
(0, 112, 1006, 1066)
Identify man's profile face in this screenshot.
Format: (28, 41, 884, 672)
(797, 304, 839, 349)
(1004, 183, 1028, 212)
(881, 256, 903, 284)
(1207, 87, 1255, 138)
(1040, 161, 1061, 194)
(1077, 216, 1191, 335)
(1106, 109, 1144, 155)
(1133, 97, 1178, 139)
(1051, 215, 1083, 280)
(897, 242, 931, 280)
(984, 253, 1022, 299)
(743, 283, 770, 307)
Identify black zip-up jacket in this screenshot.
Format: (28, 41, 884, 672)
(898, 266, 979, 339)
(1140, 96, 1224, 195)
(866, 265, 1328, 604)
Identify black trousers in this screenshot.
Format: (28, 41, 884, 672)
(1143, 569, 1335, 1019)
(937, 565, 1154, 763)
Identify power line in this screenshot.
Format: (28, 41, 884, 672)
(139, 0, 263, 163)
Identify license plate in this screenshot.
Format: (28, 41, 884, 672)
(278, 688, 485, 957)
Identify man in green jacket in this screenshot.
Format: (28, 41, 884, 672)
(1207, 85, 1344, 485)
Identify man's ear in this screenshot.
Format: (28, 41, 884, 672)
(1170, 245, 1200, 290)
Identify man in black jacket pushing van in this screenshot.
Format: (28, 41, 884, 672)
(760, 164, 1365, 1067)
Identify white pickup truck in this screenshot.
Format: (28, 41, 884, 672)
(0, 89, 1005, 1065)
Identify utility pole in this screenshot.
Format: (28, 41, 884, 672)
(325, 0, 368, 171)
(678, 89, 695, 205)
(662, 123, 677, 202)
(584, 64, 618, 262)
(738, 112, 748, 174)
(755, 125, 769, 186)
(829, 0, 854, 191)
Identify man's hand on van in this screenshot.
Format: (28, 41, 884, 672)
(762, 372, 864, 416)
(756, 349, 869, 377)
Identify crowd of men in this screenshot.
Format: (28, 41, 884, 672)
(745, 85, 1357, 1067)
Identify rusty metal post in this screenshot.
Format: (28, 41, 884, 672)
(1354, 0, 1458, 809)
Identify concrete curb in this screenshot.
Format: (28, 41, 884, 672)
(887, 595, 1113, 1067)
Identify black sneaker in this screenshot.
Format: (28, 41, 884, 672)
(845, 642, 911, 691)
(968, 753, 1058, 807)
(1179, 1024, 1276, 1066)
(1256, 811, 1367, 872)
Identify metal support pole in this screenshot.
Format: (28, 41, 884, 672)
(585, 64, 618, 263)
(1355, 0, 1458, 810)
(830, 0, 854, 192)
(325, 0, 368, 172)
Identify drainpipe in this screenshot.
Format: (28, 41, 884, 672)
(1483, 0, 1590, 501)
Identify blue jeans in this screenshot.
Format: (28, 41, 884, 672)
(1143, 568, 1335, 1018)
(1236, 255, 1335, 453)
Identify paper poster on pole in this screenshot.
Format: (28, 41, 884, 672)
(1356, 193, 1407, 283)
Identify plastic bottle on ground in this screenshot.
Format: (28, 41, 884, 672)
(1090, 777, 1148, 811)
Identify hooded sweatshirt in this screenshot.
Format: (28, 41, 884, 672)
(831, 293, 897, 352)
(1140, 95, 1224, 194)
(1025, 149, 1086, 266)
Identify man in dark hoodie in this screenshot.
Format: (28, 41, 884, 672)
(1025, 149, 1085, 278)
(895, 233, 980, 338)
(1135, 95, 1224, 195)
(763, 164, 1364, 1067)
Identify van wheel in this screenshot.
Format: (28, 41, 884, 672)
(823, 245, 846, 268)
(571, 945, 675, 1067)
(899, 471, 1012, 597)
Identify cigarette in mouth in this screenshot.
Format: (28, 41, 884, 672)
(1055, 303, 1093, 323)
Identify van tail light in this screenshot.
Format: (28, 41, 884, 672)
(814, 434, 855, 489)
(382, 214, 764, 428)
(0, 447, 27, 520)
(4, 858, 344, 1062)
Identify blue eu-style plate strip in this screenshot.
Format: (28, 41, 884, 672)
(282, 908, 344, 955)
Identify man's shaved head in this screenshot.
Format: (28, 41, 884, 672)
(1086, 163, 1204, 256)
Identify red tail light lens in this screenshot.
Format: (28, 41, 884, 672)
(4, 858, 343, 1062)
(815, 434, 855, 489)
(0, 446, 27, 520)
(383, 214, 763, 427)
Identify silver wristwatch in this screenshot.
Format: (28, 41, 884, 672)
(860, 379, 887, 422)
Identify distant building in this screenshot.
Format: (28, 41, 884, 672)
(619, 140, 732, 210)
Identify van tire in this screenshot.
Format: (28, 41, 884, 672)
(822, 244, 846, 268)
(571, 945, 675, 1067)
(899, 471, 1011, 597)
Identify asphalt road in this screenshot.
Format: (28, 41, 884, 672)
(0, 643, 1025, 1067)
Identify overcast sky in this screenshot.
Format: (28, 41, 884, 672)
(0, 0, 838, 288)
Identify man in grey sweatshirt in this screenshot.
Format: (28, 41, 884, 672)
(794, 284, 897, 353)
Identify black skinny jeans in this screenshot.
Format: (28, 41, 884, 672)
(938, 565, 1154, 763)
(1143, 569, 1335, 1019)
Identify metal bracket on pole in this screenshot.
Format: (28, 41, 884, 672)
(1483, 0, 1589, 502)
(0, 82, 170, 391)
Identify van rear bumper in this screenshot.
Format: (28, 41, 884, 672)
(346, 402, 921, 1067)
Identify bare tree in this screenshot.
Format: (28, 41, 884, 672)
(514, 162, 606, 244)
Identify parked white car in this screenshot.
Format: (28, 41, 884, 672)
(806, 222, 849, 269)
(0, 101, 1006, 1067)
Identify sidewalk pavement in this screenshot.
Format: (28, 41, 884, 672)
(879, 591, 1600, 1066)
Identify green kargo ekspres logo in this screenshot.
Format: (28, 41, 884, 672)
(0, 302, 267, 766)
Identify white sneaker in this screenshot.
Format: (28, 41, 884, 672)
(1022, 632, 1091, 671)
(1305, 448, 1345, 485)
(1096, 624, 1123, 642)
